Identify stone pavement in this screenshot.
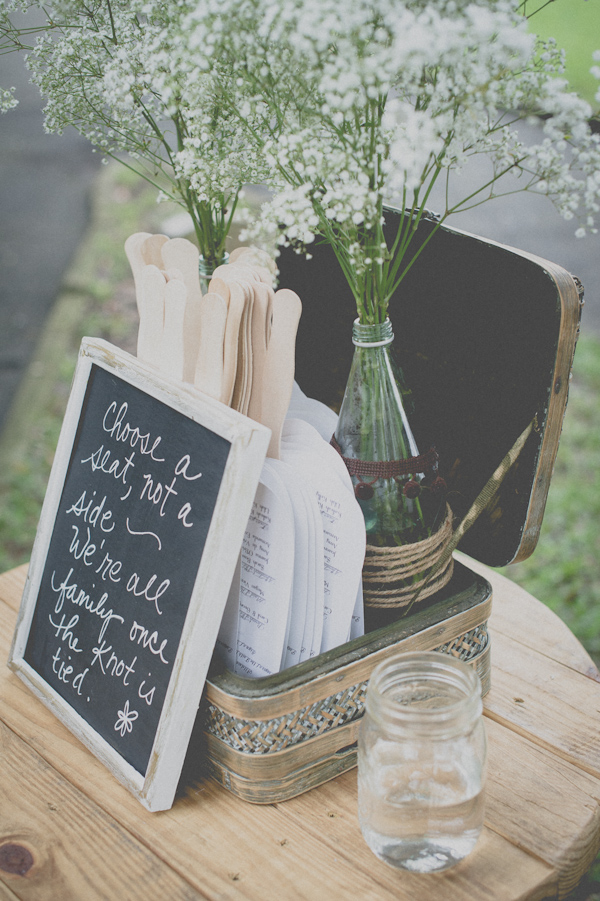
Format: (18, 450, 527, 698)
(0, 45, 100, 432)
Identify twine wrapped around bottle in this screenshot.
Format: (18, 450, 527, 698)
(362, 504, 454, 608)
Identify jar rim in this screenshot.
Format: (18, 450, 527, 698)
(365, 650, 482, 737)
(198, 251, 230, 276)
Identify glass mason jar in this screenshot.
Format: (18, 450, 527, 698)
(358, 651, 487, 873)
(198, 252, 229, 295)
(333, 318, 444, 547)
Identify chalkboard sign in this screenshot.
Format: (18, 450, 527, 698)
(9, 338, 270, 811)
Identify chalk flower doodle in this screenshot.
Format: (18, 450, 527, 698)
(114, 700, 139, 738)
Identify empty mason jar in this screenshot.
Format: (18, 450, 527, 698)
(358, 650, 486, 873)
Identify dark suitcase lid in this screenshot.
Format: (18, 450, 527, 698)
(277, 205, 583, 568)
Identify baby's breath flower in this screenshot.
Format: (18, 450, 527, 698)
(0, 87, 18, 112)
(0, 0, 270, 264)
(2, 0, 599, 312)
(183, 0, 600, 322)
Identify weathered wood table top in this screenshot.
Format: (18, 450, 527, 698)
(1, 558, 599, 901)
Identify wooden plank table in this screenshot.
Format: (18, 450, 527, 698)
(1, 558, 599, 901)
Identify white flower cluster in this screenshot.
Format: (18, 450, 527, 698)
(2, 0, 599, 315)
(0, 0, 269, 262)
(0, 87, 18, 112)
(178, 0, 600, 319)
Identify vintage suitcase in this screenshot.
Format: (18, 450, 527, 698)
(191, 207, 582, 803)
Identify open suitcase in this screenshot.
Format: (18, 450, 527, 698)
(189, 207, 583, 803)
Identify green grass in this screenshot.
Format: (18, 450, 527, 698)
(527, 0, 600, 107)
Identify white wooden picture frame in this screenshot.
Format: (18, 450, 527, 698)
(9, 337, 270, 812)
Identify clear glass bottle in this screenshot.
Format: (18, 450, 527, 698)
(358, 651, 486, 873)
(333, 318, 442, 547)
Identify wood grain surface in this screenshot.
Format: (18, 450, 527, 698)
(1, 558, 599, 901)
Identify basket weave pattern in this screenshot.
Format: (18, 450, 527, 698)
(205, 624, 488, 755)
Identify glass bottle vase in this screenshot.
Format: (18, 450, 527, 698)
(198, 252, 229, 295)
(333, 318, 444, 547)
